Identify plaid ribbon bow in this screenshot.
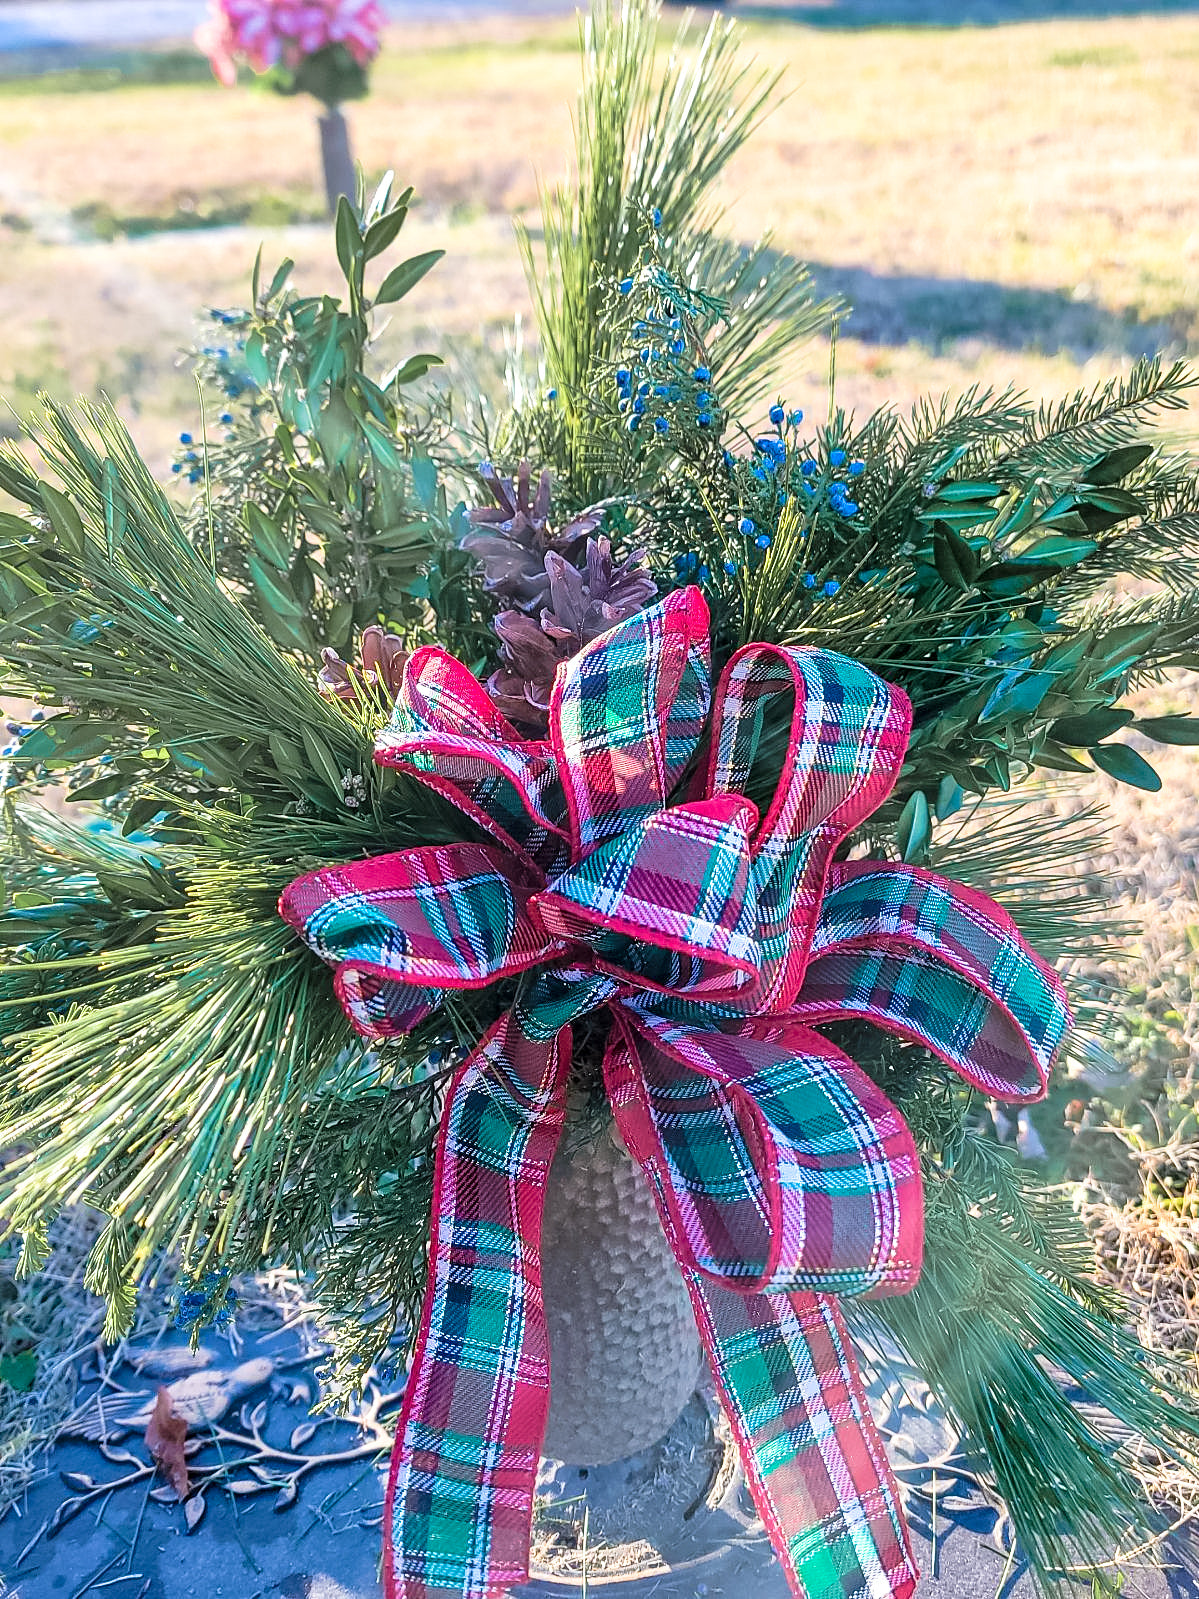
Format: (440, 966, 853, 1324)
(281, 587, 1070, 1599)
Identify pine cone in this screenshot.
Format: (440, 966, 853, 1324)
(318, 624, 408, 708)
(486, 538, 658, 731)
(463, 460, 603, 612)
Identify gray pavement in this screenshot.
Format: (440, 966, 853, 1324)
(0, 0, 577, 53)
(2, 1305, 1192, 1599)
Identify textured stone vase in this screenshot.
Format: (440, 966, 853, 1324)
(539, 1109, 704, 1466)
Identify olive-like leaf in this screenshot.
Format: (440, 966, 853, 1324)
(933, 526, 978, 590)
(895, 790, 931, 864)
(1089, 742, 1161, 791)
(373, 250, 446, 307)
(39, 484, 87, 555)
(989, 482, 1041, 540)
(935, 774, 963, 821)
(979, 670, 1052, 724)
(1034, 740, 1092, 774)
(248, 553, 306, 621)
(386, 354, 445, 387)
(334, 196, 362, 285)
(263, 256, 295, 304)
(410, 454, 438, 510)
(976, 562, 1059, 598)
(1082, 443, 1153, 486)
(364, 206, 409, 261)
(930, 479, 1003, 502)
(1049, 708, 1134, 746)
(244, 505, 292, 573)
(1021, 534, 1097, 566)
(1133, 714, 1199, 746)
(301, 725, 348, 799)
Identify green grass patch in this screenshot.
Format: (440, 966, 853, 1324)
(0, 47, 218, 96)
(1046, 44, 1138, 68)
(72, 190, 327, 241)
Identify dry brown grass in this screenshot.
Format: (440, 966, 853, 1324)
(0, 8, 1197, 460)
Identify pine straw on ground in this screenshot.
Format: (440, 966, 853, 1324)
(0, 1206, 104, 1519)
(1086, 1167, 1199, 1537)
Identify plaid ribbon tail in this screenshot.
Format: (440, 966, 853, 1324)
(691, 1279, 919, 1599)
(385, 1012, 569, 1599)
(603, 1021, 920, 1599)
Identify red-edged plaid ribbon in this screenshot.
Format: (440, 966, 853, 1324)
(280, 587, 1070, 1599)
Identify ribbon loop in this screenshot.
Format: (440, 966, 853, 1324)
(797, 861, 1068, 1102)
(378, 646, 570, 879)
(609, 1008, 923, 1297)
(705, 645, 911, 1013)
(280, 843, 560, 1041)
(550, 586, 711, 861)
(534, 794, 760, 1002)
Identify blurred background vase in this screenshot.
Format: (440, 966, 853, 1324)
(195, 2, 385, 213)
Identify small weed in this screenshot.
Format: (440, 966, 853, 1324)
(1047, 45, 1137, 68)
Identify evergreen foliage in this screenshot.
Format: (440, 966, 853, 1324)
(512, 0, 835, 501)
(174, 176, 484, 664)
(1, 0, 1198, 1583)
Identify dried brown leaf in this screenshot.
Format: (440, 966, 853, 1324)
(145, 1385, 189, 1499)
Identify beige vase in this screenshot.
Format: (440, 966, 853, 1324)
(539, 1108, 704, 1466)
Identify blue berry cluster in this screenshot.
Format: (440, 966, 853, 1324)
(672, 550, 712, 583)
(172, 1267, 238, 1335)
(612, 283, 718, 441)
(2, 709, 44, 763)
(798, 448, 864, 521)
(200, 308, 257, 403)
(725, 408, 869, 595)
(172, 433, 206, 486)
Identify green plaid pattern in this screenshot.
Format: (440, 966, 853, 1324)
(386, 1013, 569, 1599)
(279, 586, 1069, 1599)
(551, 583, 711, 858)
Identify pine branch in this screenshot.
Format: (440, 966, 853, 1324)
(1002, 356, 1196, 478)
(516, 0, 832, 498)
(0, 797, 488, 1331)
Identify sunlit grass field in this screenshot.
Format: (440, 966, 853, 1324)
(0, 7, 1196, 466)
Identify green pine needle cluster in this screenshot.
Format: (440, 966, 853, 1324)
(512, 0, 835, 502)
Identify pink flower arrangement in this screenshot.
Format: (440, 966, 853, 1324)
(196, 0, 385, 88)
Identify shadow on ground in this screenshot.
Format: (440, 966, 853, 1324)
(808, 260, 1189, 359)
(694, 0, 1199, 28)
